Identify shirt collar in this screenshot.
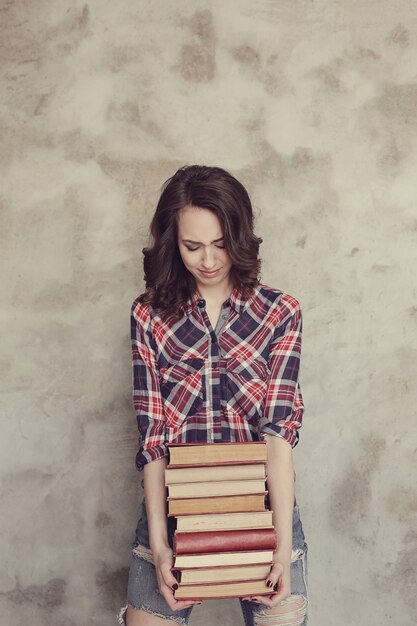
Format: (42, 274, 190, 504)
(183, 286, 248, 315)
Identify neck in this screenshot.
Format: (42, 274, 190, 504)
(197, 280, 234, 304)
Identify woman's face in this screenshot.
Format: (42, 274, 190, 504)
(177, 205, 233, 293)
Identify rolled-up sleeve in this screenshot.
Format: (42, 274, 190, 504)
(131, 300, 167, 470)
(258, 297, 304, 447)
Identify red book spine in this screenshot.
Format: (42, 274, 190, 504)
(174, 528, 277, 555)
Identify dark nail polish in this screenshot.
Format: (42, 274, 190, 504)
(267, 580, 273, 588)
(273, 583, 278, 591)
(172, 583, 178, 590)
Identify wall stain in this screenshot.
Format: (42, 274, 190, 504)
(387, 24, 409, 47)
(189, 9, 212, 40)
(393, 547, 417, 617)
(311, 64, 341, 91)
(63, 129, 96, 163)
(95, 564, 129, 611)
(96, 512, 112, 528)
(373, 546, 417, 619)
(266, 53, 279, 65)
(378, 138, 402, 172)
(376, 84, 417, 121)
(3, 578, 66, 608)
(229, 45, 284, 96)
(238, 139, 334, 208)
(177, 10, 215, 82)
(296, 235, 307, 249)
(384, 486, 417, 520)
(231, 45, 261, 71)
(47, 3, 92, 57)
(350, 247, 359, 256)
(102, 45, 142, 72)
(330, 467, 371, 535)
(329, 436, 385, 536)
(371, 264, 392, 273)
(402, 528, 417, 545)
(74, 4, 90, 31)
(107, 99, 164, 140)
(0, 1, 91, 66)
(348, 46, 380, 61)
(291, 147, 316, 170)
(34, 93, 50, 116)
(108, 100, 142, 125)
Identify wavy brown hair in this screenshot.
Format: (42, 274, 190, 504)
(139, 165, 262, 317)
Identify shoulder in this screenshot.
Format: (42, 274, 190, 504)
(131, 295, 180, 332)
(254, 283, 301, 317)
(131, 295, 153, 327)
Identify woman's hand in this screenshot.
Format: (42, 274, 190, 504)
(153, 545, 201, 612)
(242, 556, 291, 607)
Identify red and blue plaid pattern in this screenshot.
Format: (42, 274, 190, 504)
(131, 284, 304, 470)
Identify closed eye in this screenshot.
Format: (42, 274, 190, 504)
(183, 239, 225, 251)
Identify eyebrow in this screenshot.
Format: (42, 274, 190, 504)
(182, 237, 224, 245)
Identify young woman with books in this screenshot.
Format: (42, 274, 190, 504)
(119, 166, 308, 626)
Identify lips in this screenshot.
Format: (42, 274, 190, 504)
(199, 268, 220, 277)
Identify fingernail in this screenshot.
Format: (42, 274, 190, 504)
(273, 583, 278, 591)
(267, 580, 273, 588)
(172, 583, 178, 590)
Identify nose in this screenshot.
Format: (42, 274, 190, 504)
(201, 246, 216, 269)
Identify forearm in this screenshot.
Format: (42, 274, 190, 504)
(265, 434, 295, 564)
(144, 457, 170, 556)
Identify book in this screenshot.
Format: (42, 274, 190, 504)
(165, 463, 266, 484)
(176, 564, 272, 585)
(167, 479, 266, 499)
(164, 441, 274, 602)
(168, 493, 267, 516)
(173, 550, 274, 569)
(174, 528, 277, 555)
(174, 578, 271, 600)
(176, 510, 274, 532)
(167, 441, 267, 467)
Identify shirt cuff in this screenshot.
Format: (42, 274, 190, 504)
(258, 418, 300, 448)
(135, 443, 169, 471)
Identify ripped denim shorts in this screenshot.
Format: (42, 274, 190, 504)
(118, 500, 308, 626)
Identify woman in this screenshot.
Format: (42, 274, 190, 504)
(119, 165, 308, 626)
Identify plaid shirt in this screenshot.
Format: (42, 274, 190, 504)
(131, 284, 304, 470)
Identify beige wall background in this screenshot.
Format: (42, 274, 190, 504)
(1, 1, 416, 625)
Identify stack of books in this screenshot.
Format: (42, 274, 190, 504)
(165, 441, 276, 600)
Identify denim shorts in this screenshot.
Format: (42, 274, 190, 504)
(118, 500, 308, 626)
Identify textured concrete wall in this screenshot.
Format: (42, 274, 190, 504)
(1, 1, 416, 625)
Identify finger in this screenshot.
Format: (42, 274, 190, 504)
(159, 585, 200, 611)
(270, 575, 290, 604)
(173, 599, 202, 611)
(253, 594, 275, 607)
(159, 564, 178, 590)
(265, 562, 283, 590)
(250, 595, 270, 605)
(253, 586, 291, 608)
(241, 594, 273, 604)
